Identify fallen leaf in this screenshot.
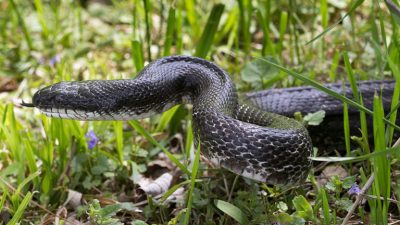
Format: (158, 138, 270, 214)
(138, 173, 173, 196)
(64, 189, 83, 208)
(0, 77, 18, 92)
(317, 164, 348, 186)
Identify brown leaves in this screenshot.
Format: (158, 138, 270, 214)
(0, 77, 18, 92)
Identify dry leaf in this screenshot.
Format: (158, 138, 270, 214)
(138, 173, 173, 196)
(0, 77, 18, 92)
(166, 187, 185, 203)
(64, 189, 83, 208)
(318, 164, 348, 186)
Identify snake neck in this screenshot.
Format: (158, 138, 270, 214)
(140, 56, 239, 116)
(32, 56, 239, 120)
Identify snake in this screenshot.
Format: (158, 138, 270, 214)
(23, 55, 397, 185)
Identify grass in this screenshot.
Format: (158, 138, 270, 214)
(0, 0, 400, 224)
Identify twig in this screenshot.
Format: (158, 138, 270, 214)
(228, 175, 239, 202)
(341, 174, 375, 225)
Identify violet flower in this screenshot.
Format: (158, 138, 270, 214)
(347, 183, 361, 195)
(86, 130, 98, 150)
(49, 54, 61, 67)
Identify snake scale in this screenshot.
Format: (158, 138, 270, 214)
(24, 55, 398, 185)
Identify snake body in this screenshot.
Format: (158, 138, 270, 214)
(28, 56, 312, 185)
(27, 56, 397, 185)
(247, 80, 398, 152)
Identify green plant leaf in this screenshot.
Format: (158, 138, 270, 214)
(274, 212, 293, 224)
(292, 195, 313, 220)
(214, 199, 249, 225)
(303, 110, 326, 126)
(241, 57, 279, 83)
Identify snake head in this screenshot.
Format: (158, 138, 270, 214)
(29, 81, 104, 120)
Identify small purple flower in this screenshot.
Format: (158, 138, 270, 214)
(347, 183, 361, 195)
(49, 54, 61, 67)
(86, 130, 98, 150)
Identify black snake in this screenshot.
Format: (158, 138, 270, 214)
(23, 55, 397, 185)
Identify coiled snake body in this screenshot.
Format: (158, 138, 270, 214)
(25, 56, 396, 185)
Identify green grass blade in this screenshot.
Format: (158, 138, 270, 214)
(0, 188, 7, 210)
(184, 120, 193, 159)
(310, 146, 400, 162)
(360, 95, 371, 153)
(143, 0, 152, 61)
(372, 94, 390, 223)
(183, 144, 201, 225)
(320, 188, 331, 225)
(9, 0, 33, 50)
(320, 0, 329, 29)
(163, 7, 176, 56)
(131, 40, 144, 72)
(343, 51, 359, 102)
(343, 100, 351, 156)
(113, 121, 124, 164)
(387, 56, 400, 144)
(194, 4, 225, 58)
(184, 0, 199, 36)
(128, 120, 190, 176)
(344, 51, 370, 153)
(328, 51, 340, 81)
(33, 0, 49, 39)
(8, 191, 33, 225)
(13, 171, 40, 201)
(237, 0, 251, 54)
(16, 138, 38, 187)
(156, 105, 180, 132)
(256, 9, 268, 56)
(215, 199, 249, 225)
(278, 11, 288, 60)
(306, 0, 365, 45)
(258, 58, 400, 131)
(160, 179, 201, 202)
(343, 51, 359, 155)
(175, 5, 183, 54)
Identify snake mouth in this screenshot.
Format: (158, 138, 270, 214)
(28, 82, 108, 120)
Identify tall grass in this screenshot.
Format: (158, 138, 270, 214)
(1, 0, 400, 224)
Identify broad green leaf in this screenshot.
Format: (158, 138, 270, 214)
(214, 199, 249, 225)
(292, 195, 313, 220)
(241, 57, 279, 83)
(336, 198, 353, 212)
(274, 212, 293, 224)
